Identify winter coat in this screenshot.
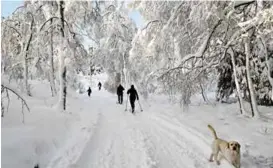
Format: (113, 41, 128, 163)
(127, 86, 139, 101)
(117, 85, 125, 95)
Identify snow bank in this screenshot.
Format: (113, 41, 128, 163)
(1, 77, 103, 168)
(144, 92, 273, 168)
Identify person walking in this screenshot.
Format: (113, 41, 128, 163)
(87, 87, 92, 97)
(127, 85, 139, 113)
(98, 82, 102, 90)
(117, 84, 125, 104)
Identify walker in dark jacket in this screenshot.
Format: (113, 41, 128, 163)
(87, 87, 92, 97)
(98, 82, 102, 90)
(127, 85, 139, 113)
(117, 84, 125, 104)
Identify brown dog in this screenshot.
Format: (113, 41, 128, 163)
(208, 124, 241, 168)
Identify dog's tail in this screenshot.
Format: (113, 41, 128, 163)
(208, 124, 218, 139)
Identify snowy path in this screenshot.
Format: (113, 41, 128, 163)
(47, 91, 232, 168)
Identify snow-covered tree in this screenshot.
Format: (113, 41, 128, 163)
(128, 1, 273, 116)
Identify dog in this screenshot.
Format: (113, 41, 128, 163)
(208, 124, 241, 168)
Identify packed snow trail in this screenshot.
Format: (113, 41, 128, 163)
(47, 90, 233, 168)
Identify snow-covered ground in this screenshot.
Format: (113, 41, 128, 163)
(2, 74, 273, 168)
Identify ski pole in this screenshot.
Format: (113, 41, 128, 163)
(138, 100, 143, 112)
(125, 94, 128, 111)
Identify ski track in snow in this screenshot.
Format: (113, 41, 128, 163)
(47, 91, 234, 168)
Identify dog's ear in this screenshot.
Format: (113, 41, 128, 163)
(238, 143, 241, 149)
(227, 143, 230, 149)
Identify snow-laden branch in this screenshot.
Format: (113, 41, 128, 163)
(225, 8, 272, 47)
(1, 84, 30, 112)
(2, 22, 22, 38)
(164, 2, 184, 29)
(63, 19, 76, 38)
(163, 19, 222, 74)
(141, 20, 162, 31)
(39, 16, 76, 39)
(234, 0, 255, 8)
(72, 23, 100, 45)
(39, 17, 59, 31)
(12, 5, 25, 14)
(1, 81, 30, 122)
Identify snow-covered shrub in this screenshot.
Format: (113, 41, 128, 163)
(77, 82, 86, 94)
(103, 80, 116, 94)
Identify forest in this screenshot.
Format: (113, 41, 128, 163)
(2, 1, 273, 168)
(1, 0, 273, 118)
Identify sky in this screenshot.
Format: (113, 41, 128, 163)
(128, 10, 144, 28)
(1, 0, 144, 28)
(1, 0, 23, 17)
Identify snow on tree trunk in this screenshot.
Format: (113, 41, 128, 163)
(89, 49, 94, 86)
(58, 47, 67, 111)
(123, 52, 127, 88)
(23, 51, 31, 96)
(245, 35, 259, 118)
(49, 21, 57, 97)
(199, 80, 208, 103)
(57, 0, 67, 111)
(90, 65, 93, 85)
(266, 58, 273, 102)
(229, 48, 246, 115)
(23, 13, 34, 96)
(257, 0, 264, 10)
(260, 36, 273, 102)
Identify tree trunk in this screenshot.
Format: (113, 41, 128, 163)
(199, 79, 208, 102)
(49, 19, 57, 97)
(90, 65, 93, 84)
(23, 14, 34, 96)
(23, 52, 31, 96)
(58, 0, 67, 111)
(229, 47, 246, 115)
(260, 36, 273, 101)
(123, 52, 127, 88)
(1, 87, 4, 117)
(245, 35, 259, 118)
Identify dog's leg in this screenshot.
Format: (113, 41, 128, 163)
(214, 150, 220, 165)
(209, 153, 214, 162)
(234, 162, 240, 168)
